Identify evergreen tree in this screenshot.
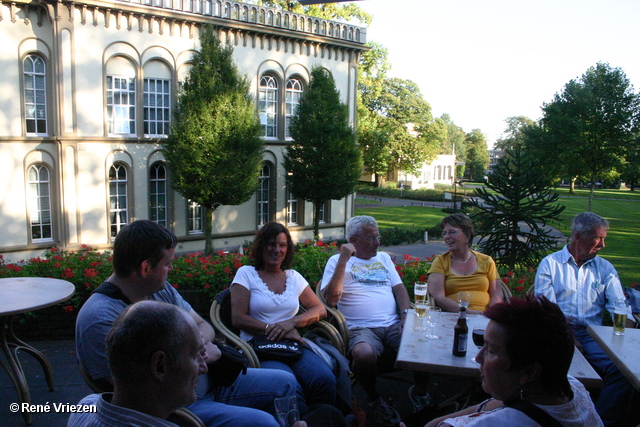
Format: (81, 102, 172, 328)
(469, 146, 565, 272)
(283, 67, 362, 239)
(163, 25, 263, 254)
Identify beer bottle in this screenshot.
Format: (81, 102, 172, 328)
(452, 306, 468, 357)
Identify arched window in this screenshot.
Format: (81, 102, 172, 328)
(149, 163, 167, 226)
(259, 75, 278, 138)
(28, 164, 53, 241)
(109, 163, 129, 239)
(285, 78, 303, 139)
(23, 55, 47, 135)
(257, 163, 272, 226)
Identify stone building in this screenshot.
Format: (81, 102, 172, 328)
(0, 0, 367, 262)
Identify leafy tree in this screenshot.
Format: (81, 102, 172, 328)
(357, 42, 392, 186)
(283, 67, 362, 239)
(620, 140, 640, 190)
(495, 116, 536, 152)
(440, 114, 466, 178)
(470, 146, 565, 272)
(248, 1, 371, 24)
(464, 129, 490, 182)
(378, 78, 442, 175)
(529, 63, 640, 209)
(163, 26, 263, 255)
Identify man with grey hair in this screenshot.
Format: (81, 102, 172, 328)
(321, 215, 429, 426)
(534, 212, 633, 426)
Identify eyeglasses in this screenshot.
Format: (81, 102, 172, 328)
(441, 230, 460, 237)
(357, 234, 381, 242)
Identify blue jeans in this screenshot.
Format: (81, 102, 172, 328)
(190, 367, 299, 427)
(261, 347, 337, 410)
(572, 326, 634, 427)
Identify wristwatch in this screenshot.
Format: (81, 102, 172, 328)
(401, 309, 410, 316)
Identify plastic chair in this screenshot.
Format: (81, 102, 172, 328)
(209, 288, 345, 365)
(79, 364, 205, 427)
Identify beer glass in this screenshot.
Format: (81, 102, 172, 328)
(414, 282, 428, 331)
(613, 298, 629, 336)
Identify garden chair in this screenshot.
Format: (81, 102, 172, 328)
(79, 364, 205, 427)
(500, 281, 513, 302)
(209, 288, 345, 368)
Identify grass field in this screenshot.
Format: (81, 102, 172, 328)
(356, 189, 640, 287)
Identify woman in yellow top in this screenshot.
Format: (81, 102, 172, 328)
(428, 213, 503, 313)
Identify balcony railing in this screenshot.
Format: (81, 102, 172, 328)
(116, 0, 366, 43)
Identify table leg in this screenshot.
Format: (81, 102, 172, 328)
(6, 319, 55, 391)
(1, 315, 56, 425)
(1, 316, 32, 425)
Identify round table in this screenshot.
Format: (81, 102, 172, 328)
(0, 277, 75, 425)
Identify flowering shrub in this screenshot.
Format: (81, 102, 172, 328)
(0, 245, 113, 313)
(168, 250, 249, 300)
(395, 254, 434, 297)
(292, 240, 338, 288)
(0, 243, 444, 315)
(500, 268, 535, 298)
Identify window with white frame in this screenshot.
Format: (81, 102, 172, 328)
(286, 185, 299, 226)
(143, 78, 171, 136)
(149, 163, 167, 226)
(259, 75, 278, 138)
(188, 200, 204, 234)
(24, 55, 47, 135)
(318, 200, 329, 224)
(109, 164, 129, 239)
(257, 163, 271, 226)
(285, 78, 303, 138)
(28, 164, 53, 241)
(107, 76, 136, 134)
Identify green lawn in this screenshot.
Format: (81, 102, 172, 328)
(356, 191, 640, 287)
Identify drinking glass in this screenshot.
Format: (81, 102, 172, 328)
(470, 327, 485, 364)
(458, 291, 471, 309)
(413, 282, 428, 331)
(613, 298, 629, 336)
(424, 306, 441, 340)
(274, 396, 299, 427)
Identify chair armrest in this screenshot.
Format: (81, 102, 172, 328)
(209, 299, 261, 368)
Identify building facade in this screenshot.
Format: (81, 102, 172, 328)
(0, 0, 367, 262)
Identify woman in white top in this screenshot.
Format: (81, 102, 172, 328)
(418, 296, 603, 427)
(230, 222, 336, 410)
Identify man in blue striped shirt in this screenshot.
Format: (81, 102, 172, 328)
(534, 212, 633, 426)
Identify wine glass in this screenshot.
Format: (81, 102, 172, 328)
(424, 306, 441, 340)
(458, 291, 471, 309)
(470, 327, 485, 364)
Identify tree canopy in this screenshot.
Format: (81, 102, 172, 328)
(247, 0, 371, 24)
(163, 26, 263, 254)
(526, 62, 640, 209)
(464, 129, 490, 182)
(283, 67, 362, 239)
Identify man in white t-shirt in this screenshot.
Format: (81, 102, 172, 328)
(321, 215, 429, 426)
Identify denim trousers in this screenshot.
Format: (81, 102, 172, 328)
(189, 367, 299, 427)
(572, 326, 634, 427)
(261, 347, 337, 411)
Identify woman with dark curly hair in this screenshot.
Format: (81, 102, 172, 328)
(230, 222, 337, 409)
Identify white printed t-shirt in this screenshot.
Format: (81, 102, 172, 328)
(321, 251, 402, 329)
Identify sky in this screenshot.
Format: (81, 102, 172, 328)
(357, 0, 640, 147)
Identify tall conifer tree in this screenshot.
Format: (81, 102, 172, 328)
(470, 146, 565, 271)
(164, 25, 263, 254)
(283, 67, 362, 239)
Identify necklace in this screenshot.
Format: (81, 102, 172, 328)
(453, 251, 472, 263)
